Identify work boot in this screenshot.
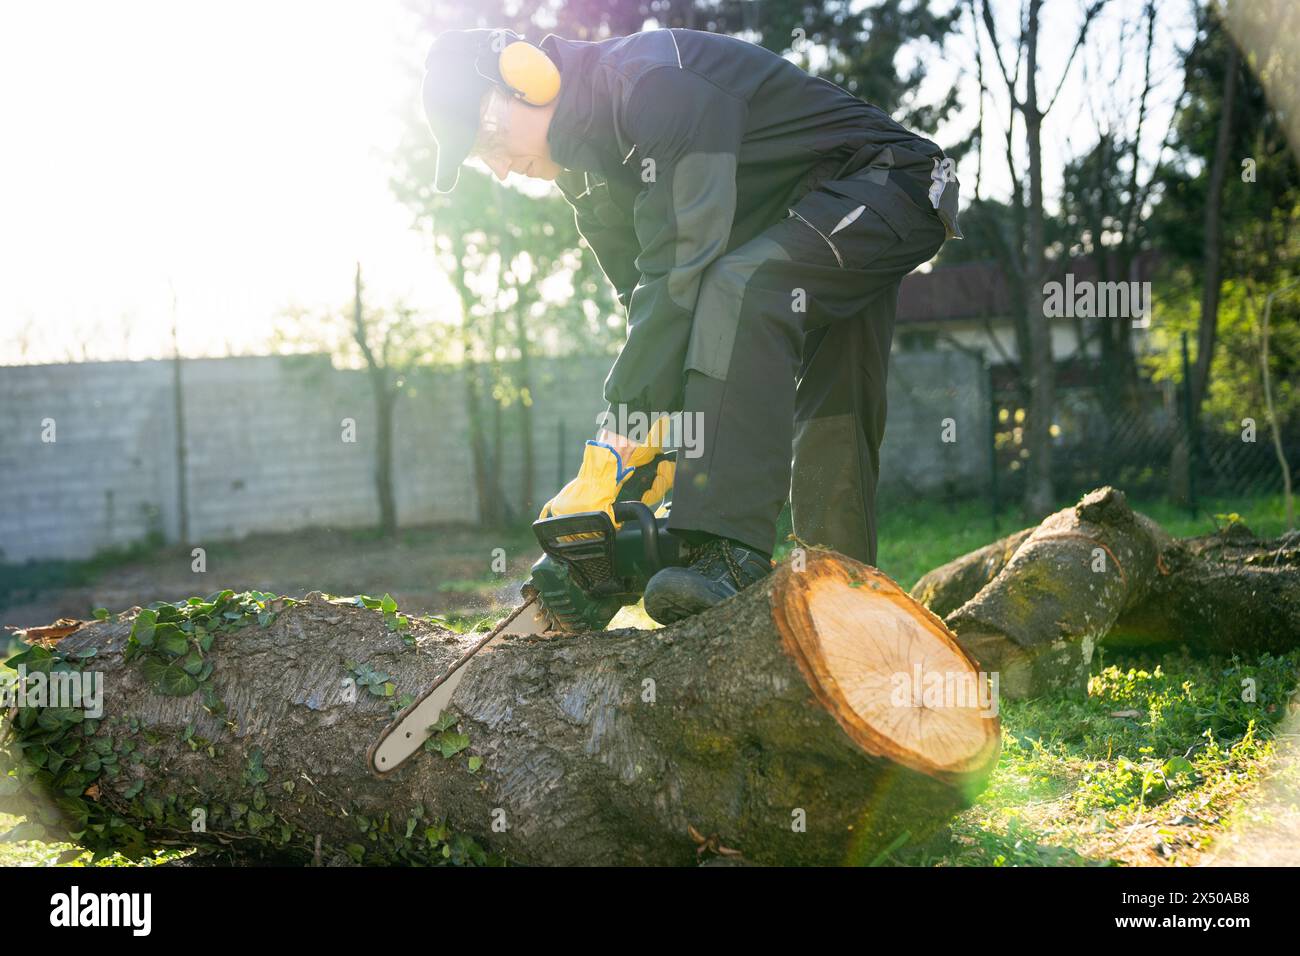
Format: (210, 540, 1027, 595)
(643, 535, 772, 625)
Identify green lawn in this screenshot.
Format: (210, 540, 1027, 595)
(875, 492, 1300, 866)
(3, 492, 1297, 866)
(904, 650, 1300, 866)
(873, 491, 1296, 593)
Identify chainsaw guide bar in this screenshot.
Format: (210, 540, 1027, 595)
(368, 502, 680, 778)
(366, 596, 538, 777)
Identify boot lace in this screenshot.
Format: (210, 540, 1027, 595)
(694, 538, 749, 588)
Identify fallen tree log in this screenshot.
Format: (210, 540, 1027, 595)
(910, 528, 1033, 618)
(1, 551, 999, 866)
(944, 488, 1168, 698)
(919, 488, 1300, 699)
(1110, 523, 1300, 655)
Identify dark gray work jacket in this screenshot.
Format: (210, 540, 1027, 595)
(542, 29, 961, 417)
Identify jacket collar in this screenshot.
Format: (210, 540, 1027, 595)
(541, 35, 629, 175)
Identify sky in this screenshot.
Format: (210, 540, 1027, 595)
(0, 0, 1196, 365)
(0, 0, 439, 364)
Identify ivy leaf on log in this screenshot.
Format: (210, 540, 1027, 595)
(141, 658, 201, 697)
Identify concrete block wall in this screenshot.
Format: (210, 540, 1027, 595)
(179, 356, 381, 542)
(882, 350, 992, 498)
(0, 360, 172, 562)
(0, 350, 990, 563)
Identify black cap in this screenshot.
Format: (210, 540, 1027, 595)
(421, 29, 518, 193)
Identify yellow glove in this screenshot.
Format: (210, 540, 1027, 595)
(539, 419, 675, 525)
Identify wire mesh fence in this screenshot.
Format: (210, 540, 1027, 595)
(798, 345, 1299, 544)
(981, 373, 1297, 521)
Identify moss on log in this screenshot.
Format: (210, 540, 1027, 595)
(944, 488, 1167, 698)
(1110, 524, 1300, 654)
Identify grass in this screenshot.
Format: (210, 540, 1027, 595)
(903, 651, 1300, 866)
(3, 491, 1298, 866)
(0, 534, 164, 622)
(874, 491, 1296, 591)
(868, 491, 1300, 866)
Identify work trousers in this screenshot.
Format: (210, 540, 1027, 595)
(667, 160, 950, 565)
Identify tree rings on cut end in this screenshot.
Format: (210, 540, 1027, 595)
(772, 551, 1001, 783)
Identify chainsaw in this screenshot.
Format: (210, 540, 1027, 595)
(367, 500, 683, 775)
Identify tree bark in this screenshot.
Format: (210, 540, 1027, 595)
(910, 488, 1300, 699)
(1112, 524, 1300, 655)
(2, 553, 999, 866)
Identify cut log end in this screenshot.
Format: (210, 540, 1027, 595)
(771, 552, 1001, 784)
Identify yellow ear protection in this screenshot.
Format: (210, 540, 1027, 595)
(481, 33, 561, 106)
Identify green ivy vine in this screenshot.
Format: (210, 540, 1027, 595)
(2, 588, 498, 865)
(125, 589, 290, 707)
(0, 589, 290, 859)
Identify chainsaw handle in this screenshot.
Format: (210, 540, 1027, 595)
(612, 501, 663, 573)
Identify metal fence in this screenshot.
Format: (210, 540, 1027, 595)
(984, 373, 1298, 520)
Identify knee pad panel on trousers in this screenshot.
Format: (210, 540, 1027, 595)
(791, 412, 874, 564)
(685, 236, 790, 382)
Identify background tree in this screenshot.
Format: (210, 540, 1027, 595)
(971, 0, 1110, 518)
(390, 149, 622, 524)
(1254, 280, 1299, 529)
(276, 267, 444, 537)
(1057, 0, 1164, 416)
(1146, 0, 1300, 504)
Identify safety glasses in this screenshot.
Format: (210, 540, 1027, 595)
(468, 87, 511, 161)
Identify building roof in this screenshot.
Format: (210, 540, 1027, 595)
(897, 251, 1163, 325)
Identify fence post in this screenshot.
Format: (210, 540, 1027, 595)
(171, 293, 189, 545)
(1180, 331, 1198, 516)
(988, 362, 999, 534)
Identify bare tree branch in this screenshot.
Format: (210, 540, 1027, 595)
(981, 0, 1023, 110)
(1044, 0, 1111, 117)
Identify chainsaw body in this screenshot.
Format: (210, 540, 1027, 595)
(527, 501, 683, 631)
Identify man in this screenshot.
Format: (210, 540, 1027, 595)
(422, 27, 961, 624)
